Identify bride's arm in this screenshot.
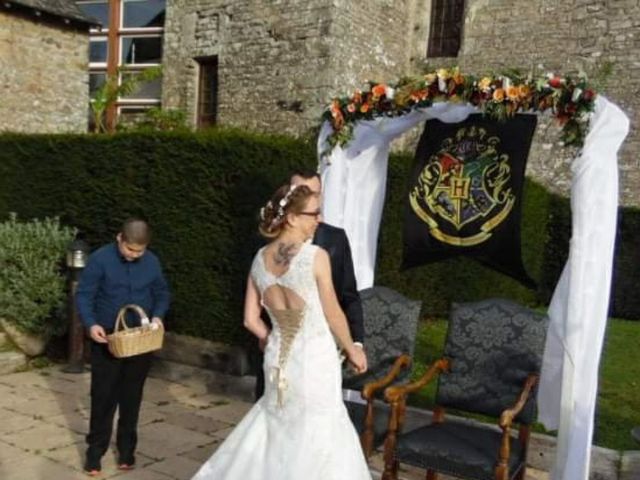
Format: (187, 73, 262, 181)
(243, 274, 269, 341)
(315, 249, 367, 373)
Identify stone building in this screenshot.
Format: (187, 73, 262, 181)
(160, 0, 639, 206)
(0, 1, 95, 133)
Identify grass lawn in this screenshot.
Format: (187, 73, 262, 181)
(407, 318, 640, 451)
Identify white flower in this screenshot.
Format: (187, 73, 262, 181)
(385, 86, 395, 100)
(572, 88, 583, 102)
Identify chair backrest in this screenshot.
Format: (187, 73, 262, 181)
(343, 286, 421, 392)
(436, 298, 549, 424)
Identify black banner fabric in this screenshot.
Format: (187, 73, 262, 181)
(402, 114, 538, 288)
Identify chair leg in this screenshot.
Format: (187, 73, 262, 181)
(494, 465, 508, 480)
(361, 400, 375, 458)
(426, 470, 438, 480)
(381, 399, 403, 480)
(514, 465, 526, 480)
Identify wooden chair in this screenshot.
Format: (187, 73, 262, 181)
(343, 286, 421, 458)
(381, 298, 549, 480)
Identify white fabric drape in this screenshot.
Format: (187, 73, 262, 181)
(316, 96, 629, 480)
(537, 96, 629, 480)
(317, 103, 477, 289)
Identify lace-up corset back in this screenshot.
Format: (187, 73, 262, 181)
(251, 241, 322, 404)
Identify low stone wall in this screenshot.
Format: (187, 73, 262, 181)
(155, 332, 251, 376)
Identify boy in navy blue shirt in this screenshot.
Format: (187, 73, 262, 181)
(77, 218, 170, 475)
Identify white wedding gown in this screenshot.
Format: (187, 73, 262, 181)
(192, 241, 372, 480)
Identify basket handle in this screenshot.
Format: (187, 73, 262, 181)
(114, 304, 150, 332)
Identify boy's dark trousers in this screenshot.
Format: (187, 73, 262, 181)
(85, 341, 152, 467)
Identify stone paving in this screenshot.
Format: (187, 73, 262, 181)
(0, 365, 243, 480)
(0, 364, 552, 480)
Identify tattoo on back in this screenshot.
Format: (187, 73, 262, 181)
(273, 242, 298, 266)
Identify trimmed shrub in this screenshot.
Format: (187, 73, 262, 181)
(0, 129, 637, 345)
(0, 214, 75, 336)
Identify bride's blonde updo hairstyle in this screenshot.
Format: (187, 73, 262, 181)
(259, 183, 315, 238)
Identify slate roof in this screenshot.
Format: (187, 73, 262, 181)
(1, 0, 100, 28)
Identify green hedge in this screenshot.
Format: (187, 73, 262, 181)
(0, 130, 637, 345)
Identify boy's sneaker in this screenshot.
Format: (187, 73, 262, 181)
(83, 458, 101, 476)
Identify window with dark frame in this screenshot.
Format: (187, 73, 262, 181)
(427, 0, 465, 58)
(196, 57, 219, 129)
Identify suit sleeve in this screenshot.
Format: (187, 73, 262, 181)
(338, 231, 365, 343)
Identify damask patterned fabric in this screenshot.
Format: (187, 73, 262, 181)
(395, 420, 524, 480)
(436, 298, 549, 424)
(342, 286, 421, 393)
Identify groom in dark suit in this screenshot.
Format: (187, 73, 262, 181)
(254, 170, 366, 398)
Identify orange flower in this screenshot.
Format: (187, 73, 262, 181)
(360, 103, 370, 113)
(453, 72, 464, 85)
(347, 103, 356, 113)
(410, 88, 429, 102)
(506, 86, 519, 101)
(492, 88, 505, 102)
(372, 84, 387, 97)
(330, 100, 341, 116)
(518, 85, 531, 99)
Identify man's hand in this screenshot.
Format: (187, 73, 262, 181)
(258, 332, 270, 352)
(89, 325, 108, 344)
(347, 345, 368, 374)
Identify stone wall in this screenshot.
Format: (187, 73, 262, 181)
(162, 0, 331, 136)
(162, 0, 638, 206)
(412, 0, 640, 206)
(0, 10, 89, 134)
(162, 0, 413, 136)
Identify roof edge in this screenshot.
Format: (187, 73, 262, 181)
(0, 1, 101, 30)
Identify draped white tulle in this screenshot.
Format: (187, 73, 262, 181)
(317, 97, 630, 480)
(191, 242, 371, 480)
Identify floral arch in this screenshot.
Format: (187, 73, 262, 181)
(315, 68, 629, 480)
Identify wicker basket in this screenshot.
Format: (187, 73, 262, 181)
(107, 304, 164, 358)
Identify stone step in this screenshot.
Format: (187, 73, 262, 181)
(0, 350, 27, 375)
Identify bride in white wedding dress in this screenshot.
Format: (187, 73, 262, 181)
(192, 183, 371, 480)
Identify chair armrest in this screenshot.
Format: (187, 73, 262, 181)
(384, 358, 449, 403)
(361, 354, 412, 400)
(499, 374, 539, 429)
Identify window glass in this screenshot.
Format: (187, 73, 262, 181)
(121, 36, 163, 65)
(117, 106, 151, 127)
(197, 57, 218, 128)
(89, 38, 108, 63)
(119, 71, 162, 99)
(76, 0, 109, 29)
(89, 72, 107, 96)
(427, 0, 465, 57)
(122, 0, 166, 28)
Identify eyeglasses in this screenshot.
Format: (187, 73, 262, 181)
(298, 210, 322, 218)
